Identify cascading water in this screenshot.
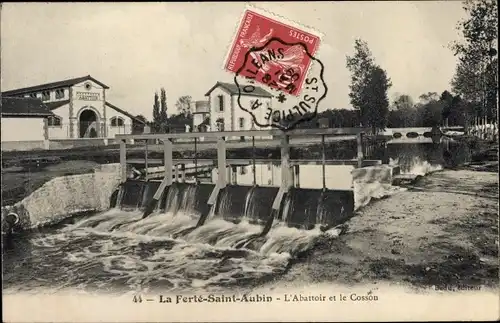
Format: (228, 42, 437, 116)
(243, 186, 279, 226)
(279, 188, 354, 230)
(4, 181, 349, 294)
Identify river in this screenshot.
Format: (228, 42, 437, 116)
(2, 139, 471, 295)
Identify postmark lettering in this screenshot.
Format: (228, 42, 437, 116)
(224, 8, 327, 130)
(233, 37, 327, 130)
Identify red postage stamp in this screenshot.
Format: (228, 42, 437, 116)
(224, 7, 322, 96)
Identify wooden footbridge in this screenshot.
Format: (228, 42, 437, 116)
(116, 128, 382, 216)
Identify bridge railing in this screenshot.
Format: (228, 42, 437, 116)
(115, 128, 378, 191)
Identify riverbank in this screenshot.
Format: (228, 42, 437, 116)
(1, 160, 100, 206)
(1, 138, 385, 206)
(271, 168, 498, 290)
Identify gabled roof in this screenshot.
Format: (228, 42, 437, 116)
(1, 75, 110, 96)
(1, 97, 54, 117)
(45, 100, 70, 110)
(204, 82, 273, 98)
(105, 101, 146, 124)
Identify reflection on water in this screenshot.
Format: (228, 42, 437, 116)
(219, 141, 471, 188)
(2, 142, 472, 294)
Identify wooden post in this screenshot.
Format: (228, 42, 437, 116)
(232, 166, 237, 185)
(227, 165, 232, 185)
(321, 134, 326, 190)
(294, 165, 300, 188)
(174, 165, 179, 182)
(194, 137, 198, 183)
(252, 136, 256, 186)
(280, 134, 293, 191)
(164, 139, 173, 186)
(357, 132, 364, 168)
(120, 139, 127, 182)
(217, 137, 227, 188)
(180, 164, 186, 183)
(144, 140, 149, 179)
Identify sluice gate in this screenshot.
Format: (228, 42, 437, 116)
(114, 128, 383, 236)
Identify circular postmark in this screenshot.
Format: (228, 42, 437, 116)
(234, 37, 327, 131)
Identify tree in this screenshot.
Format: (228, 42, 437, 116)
(360, 66, 392, 132)
(175, 95, 193, 117)
(419, 100, 445, 127)
(346, 39, 392, 133)
(389, 94, 416, 127)
(159, 88, 168, 130)
(451, 0, 498, 122)
(152, 92, 160, 130)
(132, 114, 147, 134)
(165, 113, 193, 133)
(418, 92, 439, 104)
(440, 90, 455, 125)
(393, 94, 414, 111)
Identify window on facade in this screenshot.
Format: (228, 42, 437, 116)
(216, 117, 225, 131)
(30, 93, 37, 98)
(55, 89, 65, 99)
(110, 117, 125, 127)
(218, 95, 224, 112)
(47, 116, 62, 127)
(239, 117, 245, 129)
(41, 91, 50, 101)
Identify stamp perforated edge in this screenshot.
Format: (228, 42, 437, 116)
(222, 3, 325, 73)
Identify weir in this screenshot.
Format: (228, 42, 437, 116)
(114, 128, 388, 236)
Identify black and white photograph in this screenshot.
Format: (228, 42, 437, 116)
(1, 1, 498, 322)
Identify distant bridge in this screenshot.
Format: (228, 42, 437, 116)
(383, 126, 464, 138)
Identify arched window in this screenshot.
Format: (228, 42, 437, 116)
(110, 117, 125, 127)
(47, 116, 62, 127)
(41, 91, 51, 101)
(55, 89, 65, 99)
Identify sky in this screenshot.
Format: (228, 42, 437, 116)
(1, 2, 467, 120)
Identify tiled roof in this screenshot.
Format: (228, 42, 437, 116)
(204, 82, 273, 98)
(105, 102, 146, 124)
(1, 75, 110, 96)
(45, 100, 70, 110)
(1, 97, 54, 117)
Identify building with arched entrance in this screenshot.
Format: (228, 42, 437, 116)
(2, 75, 145, 140)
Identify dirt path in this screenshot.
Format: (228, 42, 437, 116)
(281, 169, 499, 289)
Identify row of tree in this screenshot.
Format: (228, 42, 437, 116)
(134, 0, 496, 134)
(132, 89, 195, 134)
(324, 0, 498, 133)
(450, 0, 498, 122)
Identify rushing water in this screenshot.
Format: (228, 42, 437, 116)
(3, 209, 333, 295)
(2, 141, 472, 294)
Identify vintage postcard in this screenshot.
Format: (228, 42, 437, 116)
(1, 1, 499, 322)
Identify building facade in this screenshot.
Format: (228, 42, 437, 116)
(191, 100, 210, 132)
(204, 82, 273, 139)
(2, 75, 144, 140)
(1, 97, 54, 150)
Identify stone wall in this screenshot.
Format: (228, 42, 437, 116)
(1, 164, 122, 232)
